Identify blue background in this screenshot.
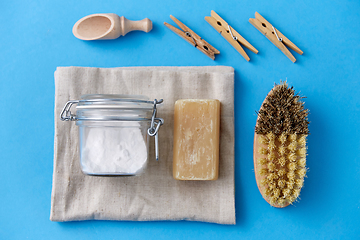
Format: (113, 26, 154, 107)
(1, 0, 359, 239)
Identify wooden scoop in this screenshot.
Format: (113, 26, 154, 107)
(72, 13, 152, 40)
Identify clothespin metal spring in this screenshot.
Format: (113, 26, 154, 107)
(272, 26, 283, 42)
(228, 25, 238, 41)
(185, 32, 197, 47)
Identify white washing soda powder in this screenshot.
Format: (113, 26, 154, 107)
(80, 123, 148, 175)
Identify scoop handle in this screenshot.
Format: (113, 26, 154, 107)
(121, 17, 153, 36)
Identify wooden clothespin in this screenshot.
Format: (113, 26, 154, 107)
(205, 10, 258, 61)
(249, 12, 303, 63)
(164, 15, 220, 60)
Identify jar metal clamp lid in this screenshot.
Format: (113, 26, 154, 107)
(60, 95, 164, 161)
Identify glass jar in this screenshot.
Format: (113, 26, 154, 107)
(60, 94, 164, 176)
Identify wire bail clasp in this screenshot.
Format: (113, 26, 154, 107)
(147, 99, 164, 161)
(60, 100, 79, 121)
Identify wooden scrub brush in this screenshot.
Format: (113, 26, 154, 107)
(254, 82, 309, 208)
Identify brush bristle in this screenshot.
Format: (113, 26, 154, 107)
(255, 82, 309, 135)
(256, 82, 309, 207)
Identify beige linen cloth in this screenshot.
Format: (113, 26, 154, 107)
(50, 66, 235, 224)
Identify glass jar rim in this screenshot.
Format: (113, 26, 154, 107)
(76, 94, 155, 110)
(60, 95, 163, 122)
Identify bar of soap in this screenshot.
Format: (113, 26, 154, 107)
(173, 99, 220, 180)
